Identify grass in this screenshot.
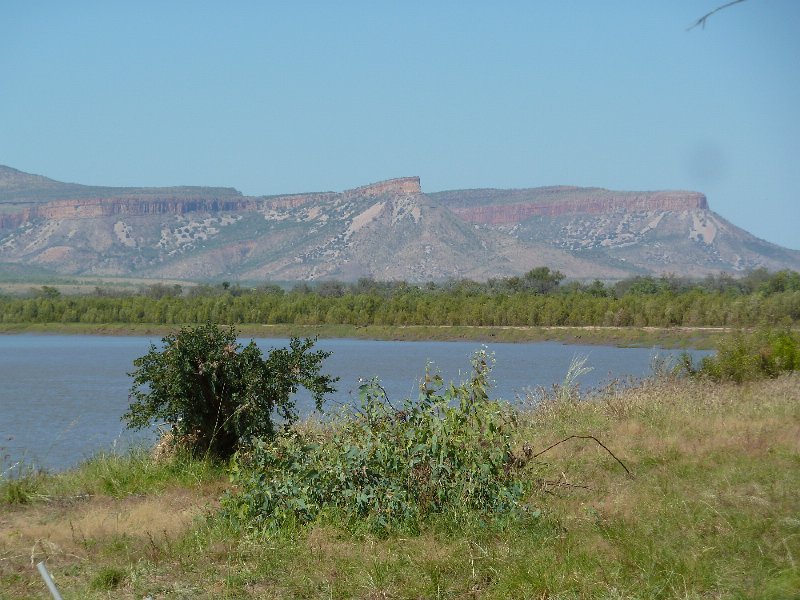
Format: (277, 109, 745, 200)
(2, 447, 223, 503)
(0, 321, 727, 348)
(2, 375, 798, 598)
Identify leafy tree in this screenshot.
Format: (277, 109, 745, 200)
(139, 283, 183, 299)
(315, 280, 346, 297)
(523, 266, 565, 294)
(32, 285, 61, 299)
(124, 323, 337, 459)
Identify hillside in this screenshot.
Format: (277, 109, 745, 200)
(0, 166, 797, 281)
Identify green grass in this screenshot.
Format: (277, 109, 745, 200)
(2, 375, 798, 598)
(1, 447, 223, 504)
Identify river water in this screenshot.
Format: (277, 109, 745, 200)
(0, 334, 708, 473)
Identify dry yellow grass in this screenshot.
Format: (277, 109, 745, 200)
(0, 479, 223, 597)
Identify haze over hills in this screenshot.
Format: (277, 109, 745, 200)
(0, 165, 797, 282)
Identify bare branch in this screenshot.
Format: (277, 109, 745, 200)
(688, 0, 748, 31)
(531, 435, 632, 476)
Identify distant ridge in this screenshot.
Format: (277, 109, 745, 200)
(0, 165, 241, 204)
(0, 166, 797, 280)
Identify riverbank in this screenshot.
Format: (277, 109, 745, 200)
(2, 374, 798, 598)
(0, 322, 728, 348)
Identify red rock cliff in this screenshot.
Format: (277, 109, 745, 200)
(0, 197, 260, 228)
(450, 191, 708, 225)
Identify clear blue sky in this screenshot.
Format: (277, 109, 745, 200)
(2, 1, 798, 249)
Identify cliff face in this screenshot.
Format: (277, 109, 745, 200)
(434, 190, 708, 225)
(0, 211, 31, 229)
(257, 178, 421, 212)
(32, 197, 258, 220)
(0, 197, 258, 229)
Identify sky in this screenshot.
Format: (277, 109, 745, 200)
(2, 1, 799, 249)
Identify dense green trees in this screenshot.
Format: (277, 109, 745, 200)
(1, 269, 798, 329)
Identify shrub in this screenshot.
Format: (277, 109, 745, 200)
(222, 349, 527, 535)
(1, 475, 39, 504)
(90, 566, 126, 591)
(683, 328, 800, 383)
(124, 323, 337, 459)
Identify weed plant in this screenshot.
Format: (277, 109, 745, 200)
(222, 349, 529, 535)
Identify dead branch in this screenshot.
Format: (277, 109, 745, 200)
(532, 435, 632, 476)
(537, 478, 592, 491)
(688, 0, 748, 31)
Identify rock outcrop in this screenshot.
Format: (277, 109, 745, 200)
(344, 177, 421, 198)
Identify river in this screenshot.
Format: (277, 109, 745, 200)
(0, 334, 708, 472)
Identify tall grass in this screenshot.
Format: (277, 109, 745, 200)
(0, 446, 223, 505)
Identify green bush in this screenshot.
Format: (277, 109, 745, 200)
(124, 323, 337, 459)
(222, 349, 527, 535)
(1, 475, 39, 504)
(90, 566, 126, 591)
(684, 328, 800, 383)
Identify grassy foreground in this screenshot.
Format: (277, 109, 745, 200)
(2, 375, 799, 599)
(0, 321, 726, 348)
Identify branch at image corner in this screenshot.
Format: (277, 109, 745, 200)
(688, 0, 748, 31)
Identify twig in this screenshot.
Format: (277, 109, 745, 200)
(374, 381, 400, 413)
(532, 435, 632, 476)
(687, 0, 747, 31)
(538, 479, 592, 491)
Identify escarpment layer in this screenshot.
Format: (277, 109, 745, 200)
(430, 188, 708, 225)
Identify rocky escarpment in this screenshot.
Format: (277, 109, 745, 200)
(33, 196, 257, 220)
(0, 164, 243, 204)
(0, 197, 257, 230)
(260, 192, 336, 210)
(0, 177, 425, 231)
(431, 188, 708, 225)
(1, 165, 797, 280)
